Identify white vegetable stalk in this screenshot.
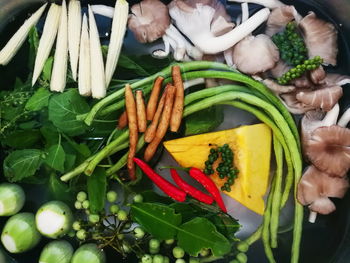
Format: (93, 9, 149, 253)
(68, 0, 82, 81)
(88, 5, 106, 99)
(32, 4, 61, 86)
(0, 3, 47, 65)
(165, 25, 203, 60)
(323, 103, 340, 126)
(50, 0, 68, 92)
(227, 0, 285, 9)
(241, 2, 249, 23)
(170, 6, 270, 54)
(338, 107, 350, 128)
(78, 15, 91, 96)
(105, 0, 129, 87)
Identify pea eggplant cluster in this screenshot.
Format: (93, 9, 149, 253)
(204, 144, 239, 192)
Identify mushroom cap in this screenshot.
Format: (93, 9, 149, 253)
(269, 59, 291, 79)
(324, 73, 350, 86)
(292, 75, 315, 89)
(296, 85, 343, 112)
(297, 165, 349, 214)
(168, 0, 234, 37)
(305, 125, 350, 177)
(309, 66, 326, 85)
(280, 91, 315, 114)
(233, 34, 280, 75)
(128, 0, 170, 43)
(265, 5, 301, 37)
(299, 12, 338, 66)
(262, 78, 295, 95)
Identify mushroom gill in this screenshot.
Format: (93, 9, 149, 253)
(265, 5, 301, 36)
(296, 85, 343, 112)
(128, 0, 170, 43)
(297, 165, 349, 222)
(305, 125, 350, 177)
(299, 12, 338, 66)
(232, 34, 279, 74)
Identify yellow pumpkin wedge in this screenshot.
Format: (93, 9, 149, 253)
(163, 123, 272, 215)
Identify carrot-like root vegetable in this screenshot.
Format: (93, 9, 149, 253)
(117, 111, 128, 129)
(144, 85, 176, 162)
(170, 65, 184, 132)
(136, 90, 147, 132)
(144, 86, 167, 143)
(125, 85, 138, 180)
(146, 76, 164, 120)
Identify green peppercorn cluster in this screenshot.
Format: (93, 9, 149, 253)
(272, 22, 307, 66)
(204, 144, 239, 192)
(277, 56, 323, 85)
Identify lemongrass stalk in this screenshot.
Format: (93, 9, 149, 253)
(32, 4, 61, 86)
(105, 0, 129, 87)
(88, 5, 106, 99)
(50, 0, 68, 92)
(0, 3, 47, 65)
(68, 0, 82, 81)
(78, 14, 91, 96)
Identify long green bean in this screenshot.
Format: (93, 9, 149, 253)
(82, 61, 233, 125)
(270, 135, 284, 248)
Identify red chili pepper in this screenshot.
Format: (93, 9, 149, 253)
(133, 158, 186, 202)
(188, 167, 227, 213)
(170, 169, 214, 205)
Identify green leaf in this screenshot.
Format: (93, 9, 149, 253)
(3, 149, 43, 182)
(48, 173, 73, 204)
(64, 153, 76, 172)
(87, 168, 107, 213)
(45, 144, 66, 172)
(117, 54, 150, 76)
(177, 217, 231, 257)
(28, 27, 39, 69)
(2, 130, 41, 148)
(48, 89, 90, 136)
(42, 57, 54, 81)
(185, 106, 224, 136)
(140, 191, 173, 205)
(25, 87, 51, 111)
(40, 123, 59, 146)
(131, 203, 182, 240)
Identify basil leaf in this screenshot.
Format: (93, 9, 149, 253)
(131, 203, 182, 240)
(185, 106, 224, 136)
(48, 173, 73, 204)
(42, 57, 54, 82)
(25, 87, 51, 111)
(2, 130, 41, 149)
(3, 149, 43, 182)
(48, 89, 90, 136)
(177, 217, 231, 257)
(45, 144, 66, 172)
(87, 168, 107, 214)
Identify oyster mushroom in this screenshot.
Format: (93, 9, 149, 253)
(297, 165, 349, 223)
(295, 85, 343, 112)
(227, 0, 285, 9)
(265, 5, 302, 36)
(324, 73, 350, 86)
(168, 0, 270, 54)
(261, 78, 296, 95)
(128, 0, 170, 43)
(309, 66, 326, 85)
(280, 91, 314, 114)
(305, 125, 350, 177)
(299, 12, 338, 66)
(269, 59, 291, 79)
(232, 34, 279, 74)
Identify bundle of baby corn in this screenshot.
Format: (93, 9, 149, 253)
(0, 0, 128, 98)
